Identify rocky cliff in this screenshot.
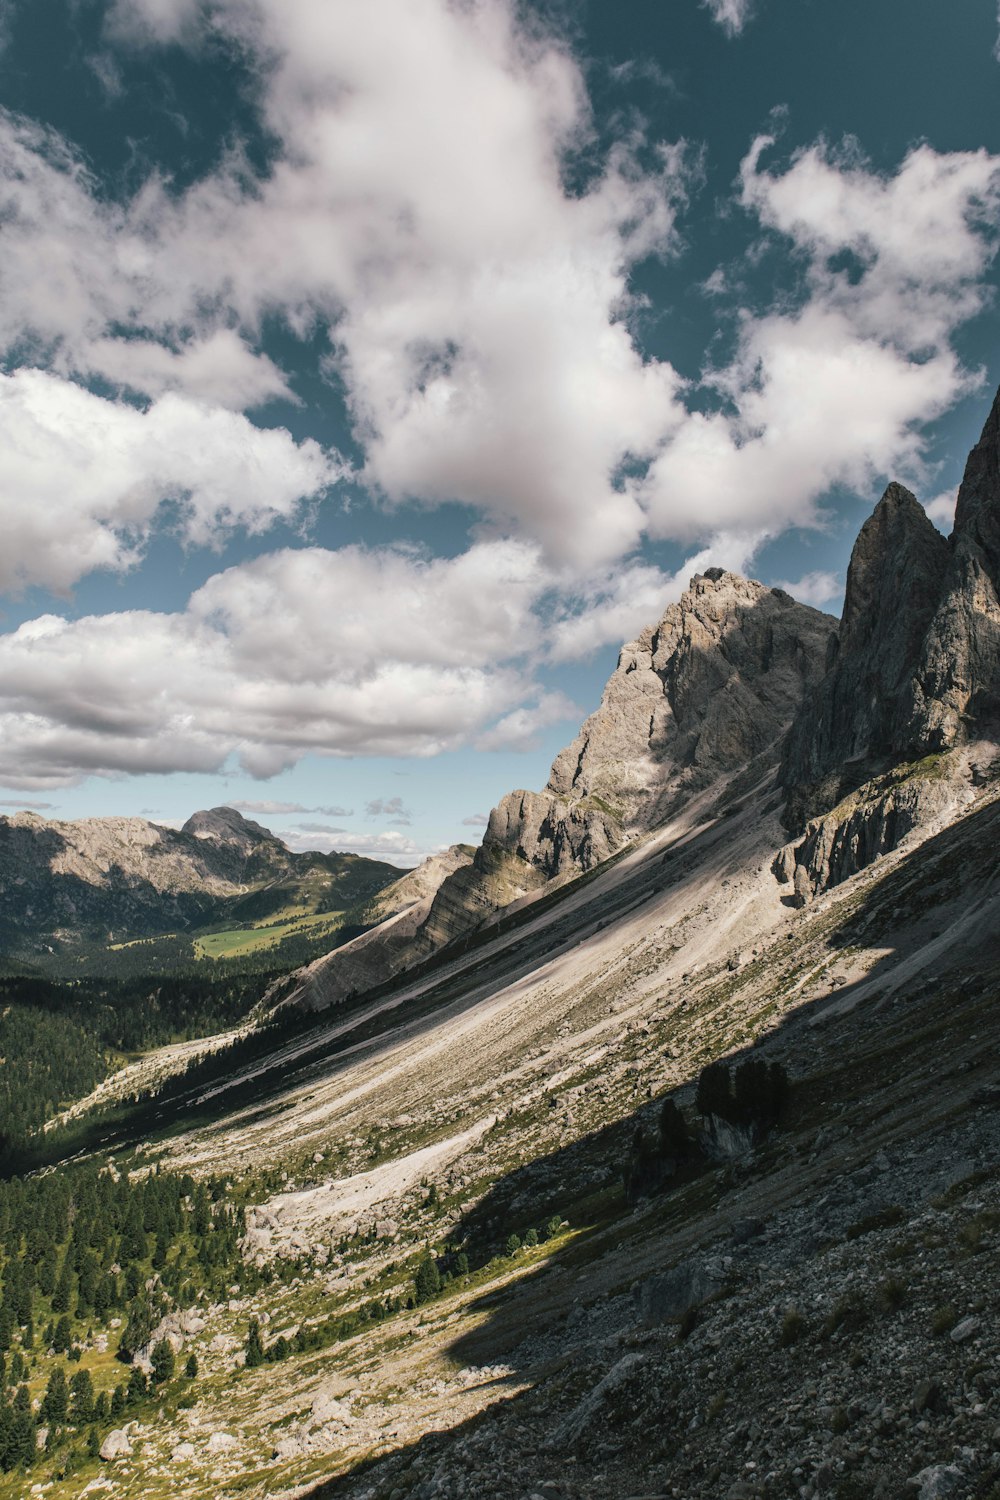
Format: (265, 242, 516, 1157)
(778, 390, 1000, 902)
(782, 483, 950, 828)
(906, 385, 1000, 751)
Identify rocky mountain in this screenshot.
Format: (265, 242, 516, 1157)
(279, 571, 835, 1011)
(0, 805, 398, 962)
(8, 390, 1000, 1500)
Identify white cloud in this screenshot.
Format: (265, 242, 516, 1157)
(474, 692, 580, 751)
(0, 543, 556, 788)
(701, 0, 754, 38)
(638, 140, 1000, 548)
(461, 813, 489, 827)
(278, 825, 420, 863)
(546, 534, 763, 661)
(0, 2, 694, 571)
(924, 488, 958, 532)
(771, 570, 842, 610)
(0, 369, 338, 592)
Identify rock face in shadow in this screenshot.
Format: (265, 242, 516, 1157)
(779, 388, 1000, 902)
(906, 385, 1000, 751)
(782, 483, 950, 827)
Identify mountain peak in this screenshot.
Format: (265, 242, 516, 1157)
(181, 806, 278, 849)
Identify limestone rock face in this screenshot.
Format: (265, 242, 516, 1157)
(549, 570, 836, 838)
(413, 573, 833, 957)
(782, 483, 950, 824)
(282, 573, 834, 1011)
(906, 386, 1000, 751)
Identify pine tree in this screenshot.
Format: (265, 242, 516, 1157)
(42, 1365, 68, 1424)
(245, 1318, 265, 1369)
(150, 1338, 175, 1384)
(69, 1368, 94, 1425)
(184, 1352, 198, 1379)
(413, 1255, 441, 1304)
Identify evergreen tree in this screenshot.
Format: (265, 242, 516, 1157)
(110, 1385, 126, 1419)
(184, 1352, 198, 1379)
(126, 1366, 147, 1405)
(87, 1426, 101, 1459)
(42, 1365, 68, 1424)
(69, 1368, 94, 1425)
(150, 1338, 175, 1384)
(244, 1318, 265, 1369)
(413, 1255, 441, 1304)
(51, 1261, 74, 1315)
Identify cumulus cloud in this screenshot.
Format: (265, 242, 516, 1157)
(924, 488, 959, 532)
(638, 140, 1000, 548)
(474, 692, 581, 751)
(0, 542, 560, 788)
(0, 369, 338, 591)
(701, 0, 754, 38)
(546, 533, 764, 661)
(771, 570, 842, 610)
(0, 1, 694, 571)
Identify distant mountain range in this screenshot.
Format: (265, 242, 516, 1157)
(0, 804, 398, 967)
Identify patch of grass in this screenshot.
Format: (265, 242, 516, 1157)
(194, 910, 345, 960)
(876, 1276, 907, 1312)
(780, 1307, 806, 1346)
(932, 1304, 958, 1337)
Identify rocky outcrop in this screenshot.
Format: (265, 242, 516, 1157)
(779, 387, 1000, 898)
(774, 758, 963, 905)
(782, 484, 950, 826)
(906, 385, 1000, 750)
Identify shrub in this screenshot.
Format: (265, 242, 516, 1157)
(677, 1306, 699, 1341)
(780, 1307, 806, 1346)
(151, 1337, 175, 1383)
(876, 1276, 907, 1312)
(932, 1304, 957, 1337)
(245, 1318, 265, 1368)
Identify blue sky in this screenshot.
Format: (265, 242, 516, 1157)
(1, 0, 999, 864)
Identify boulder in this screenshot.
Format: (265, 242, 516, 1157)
(99, 1429, 133, 1461)
(206, 1431, 238, 1454)
(633, 1256, 729, 1325)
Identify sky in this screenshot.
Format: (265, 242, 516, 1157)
(0, 0, 999, 865)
